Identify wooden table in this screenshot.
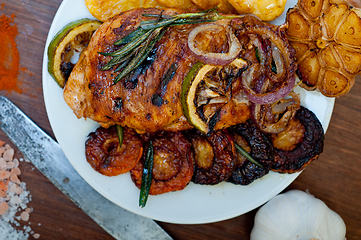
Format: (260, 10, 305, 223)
(1, 0, 360, 239)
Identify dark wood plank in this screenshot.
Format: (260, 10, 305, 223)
(1, 0, 360, 239)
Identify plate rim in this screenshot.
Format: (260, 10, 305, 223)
(42, 0, 335, 224)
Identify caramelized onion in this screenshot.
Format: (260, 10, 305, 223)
(231, 15, 297, 105)
(242, 65, 296, 105)
(188, 24, 242, 65)
(251, 92, 301, 134)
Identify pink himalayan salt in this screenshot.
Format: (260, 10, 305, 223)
(10, 167, 21, 176)
(17, 186, 24, 195)
(0, 140, 4, 147)
(0, 201, 9, 215)
(33, 233, 40, 239)
(10, 174, 21, 185)
(0, 190, 6, 198)
(0, 147, 5, 155)
(20, 211, 30, 221)
(13, 158, 19, 168)
(7, 161, 15, 169)
(0, 170, 10, 181)
(0, 158, 6, 169)
(9, 183, 17, 193)
(3, 148, 14, 162)
(25, 207, 31, 213)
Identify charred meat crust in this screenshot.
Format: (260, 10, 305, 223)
(228, 119, 274, 185)
(271, 106, 324, 173)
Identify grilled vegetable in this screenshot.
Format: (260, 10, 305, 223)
(181, 59, 248, 135)
(47, 18, 101, 88)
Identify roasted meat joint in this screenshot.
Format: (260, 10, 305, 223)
(47, 0, 361, 206)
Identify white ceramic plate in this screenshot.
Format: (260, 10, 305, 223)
(42, 0, 335, 224)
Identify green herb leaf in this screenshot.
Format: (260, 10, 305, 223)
(101, 9, 233, 85)
(139, 141, 154, 208)
(255, 47, 260, 63)
(113, 27, 166, 84)
(234, 142, 264, 168)
(116, 125, 124, 148)
(114, 28, 149, 45)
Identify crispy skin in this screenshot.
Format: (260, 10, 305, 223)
(64, 8, 250, 133)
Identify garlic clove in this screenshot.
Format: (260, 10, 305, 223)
(250, 190, 346, 240)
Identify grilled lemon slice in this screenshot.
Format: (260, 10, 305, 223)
(47, 18, 101, 88)
(181, 58, 248, 135)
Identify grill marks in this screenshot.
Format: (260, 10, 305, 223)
(152, 62, 178, 106)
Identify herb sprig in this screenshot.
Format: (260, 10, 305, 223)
(99, 8, 231, 85)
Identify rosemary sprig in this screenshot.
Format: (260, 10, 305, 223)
(99, 8, 231, 84)
(139, 141, 154, 208)
(234, 142, 264, 168)
(113, 27, 166, 84)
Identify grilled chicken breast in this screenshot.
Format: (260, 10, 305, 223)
(63, 8, 250, 133)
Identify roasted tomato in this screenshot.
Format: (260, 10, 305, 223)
(270, 106, 324, 173)
(85, 126, 143, 176)
(228, 119, 274, 185)
(130, 131, 194, 195)
(187, 130, 236, 185)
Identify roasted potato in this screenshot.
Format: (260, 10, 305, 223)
(228, 0, 287, 21)
(85, 0, 166, 21)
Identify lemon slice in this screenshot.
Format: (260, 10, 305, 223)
(181, 58, 248, 134)
(47, 18, 101, 88)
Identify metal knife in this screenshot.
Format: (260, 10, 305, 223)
(0, 96, 172, 240)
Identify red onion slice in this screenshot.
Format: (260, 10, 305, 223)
(188, 24, 242, 66)
(242, 65, 296, 105)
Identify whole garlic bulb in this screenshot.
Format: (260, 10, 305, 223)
(251, 190, 346, 240)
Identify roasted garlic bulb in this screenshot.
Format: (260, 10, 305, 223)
(285, 0, 361, 97)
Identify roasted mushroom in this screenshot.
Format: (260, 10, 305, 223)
(285, 0, 361, 97)
(270, 106, 324, 173)
(85, 126, 143, 176)
(228, 119, 274, 185)
(130, 131, 194, 195)
(187, 130, 236, 185)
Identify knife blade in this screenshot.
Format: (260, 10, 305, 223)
(0, 96, 172, 240)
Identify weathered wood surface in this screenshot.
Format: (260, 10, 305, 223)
(0, 0, 360, 239)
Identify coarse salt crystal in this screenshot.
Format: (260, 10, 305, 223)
(33, 233, 40, 239)
(10, 167, 21, 176)
(0, 190, 6, 198)
(0, 147, 5, 155)
(7, 161, 15, 169)
(0, 158, 7, 170)
(0, 140, 5, 147)
(17, 186, 24, 195)
(10, 174, 21, 185)
(0, 201, 9, 215)
(13, 158, 19, 168)
(3, 148, 14, 161)
(9, 184, 17, 193)
(0, 170, 11, 181)
(20, 211, 29, 221)
(0, 141, 38, 239)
